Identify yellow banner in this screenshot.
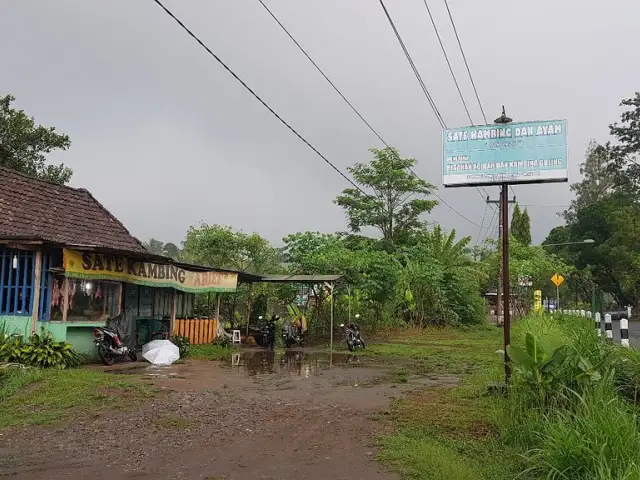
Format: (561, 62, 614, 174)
(534, 290, 542, 312)
(63, 249, 237, 293)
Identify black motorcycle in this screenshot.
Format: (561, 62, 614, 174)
(281, 321, 304, 348)
(340, 322, 365, 351)
(260, 315, 278, 350)
(93, 317, 137, 366)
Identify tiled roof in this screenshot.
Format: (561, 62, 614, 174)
(0, 167, 148, 254)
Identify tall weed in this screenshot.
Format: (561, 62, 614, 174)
(522, 377, 640, 480)
(499, 313, 640, 479)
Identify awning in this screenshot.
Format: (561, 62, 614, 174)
(63, 249, 238, 293)
(253, 274, 342, 284)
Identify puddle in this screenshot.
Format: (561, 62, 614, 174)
(225, 350, 365, 377)
(103, 364, 183, 378)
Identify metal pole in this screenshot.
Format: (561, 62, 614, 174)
(329, 282, 334, 354)
(501, 184, 511, 382)
(347, 285, 351, 324)
(497, 198, 503, 325)
(557, 285, 560, 311)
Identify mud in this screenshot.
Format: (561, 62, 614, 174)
(0, 349, 458, 480)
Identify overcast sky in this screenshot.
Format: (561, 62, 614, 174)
(2, 0, 639, 247)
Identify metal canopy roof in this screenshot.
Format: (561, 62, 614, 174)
(253, 274, 343, 284)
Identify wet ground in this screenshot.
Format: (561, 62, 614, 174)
(1, 349, 457, 480)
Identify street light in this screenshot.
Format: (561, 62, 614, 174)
(542, 239, 595, 247)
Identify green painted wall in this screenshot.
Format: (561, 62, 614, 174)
(40, 322, 66, 342)
(66, 328, 98, 358)
(0, 315, 31, 339)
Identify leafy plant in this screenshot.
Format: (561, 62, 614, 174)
(0, 334, 26, 363)
(1, 330, 79, 369)
(19, 332, 80, 369)
(170, 335, 190, 358)
(213, 334, 232, 348)
(507, 332, 568, 402)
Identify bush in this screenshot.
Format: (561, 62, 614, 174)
(0, 330, 79, 369)
(170, 335, 190, 358)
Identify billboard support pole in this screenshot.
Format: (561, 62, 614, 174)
(501, 183, 511, 382)
(495, 106, 513, 384)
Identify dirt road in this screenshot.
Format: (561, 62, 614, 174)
(1, 350, 454, 479)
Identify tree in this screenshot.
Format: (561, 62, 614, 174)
(402, 226, 485, 325)
(519, 209, 532, 246)
(162, 243, 181, 260)
(567, 193, 640, 306)
(607, 93, 640, 195)
(143, 238, 181, 259)
(562, 141, 615, 222)
(182, 224, 278, 274)
(510, 203, 532, 246)
(334, 147, 437, 251)
(0, 94, 72, 184)
(182, 224, 285, 328)
(144, 238, 165, 256)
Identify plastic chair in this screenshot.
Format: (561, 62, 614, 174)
(232, 330, 241, 345)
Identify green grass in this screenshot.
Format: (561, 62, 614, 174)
(190, 344, 238, 361)
(0, 367, 155, 428)
(376, 325, 522, 479)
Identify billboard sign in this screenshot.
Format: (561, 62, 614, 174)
(442, 119, 567, 187)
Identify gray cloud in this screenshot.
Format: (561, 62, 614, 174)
(2, 0, 638, 246)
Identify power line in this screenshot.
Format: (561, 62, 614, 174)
(475, 203, 488, 243)
(435, 0, 509, 203)
(151, 0, 367, 196)
(378, 0, 446, 129)
(442, 0, 486, 124)
(432, 192, 483, 227)
(480, 206, 498, 244)
(420, 0, 473, 125)
(378, 0, 493, 209)
(258, 0, 485, 229)
(257, 0, 389, 148)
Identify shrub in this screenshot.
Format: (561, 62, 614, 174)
(0, 332, 26, 364)
(20, 332, 80, 369)
(0, 330, 79, 369)
(170, 334, 190, 358)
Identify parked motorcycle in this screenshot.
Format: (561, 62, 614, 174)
(93, 324, 137, 366)
(260, 315, 278, 350)
(340, 314, 365, 351)
(281, 320, 304, 348)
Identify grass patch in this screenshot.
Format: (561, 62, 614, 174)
(190, 344, 238, 361)
(376, 325, 521, 479)
(0, 367, 155, 428)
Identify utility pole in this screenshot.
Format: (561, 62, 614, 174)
(495, 106, 514, 382)
(486, 192, 515, 325)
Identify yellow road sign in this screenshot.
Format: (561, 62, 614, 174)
(551, 273, 565, 287)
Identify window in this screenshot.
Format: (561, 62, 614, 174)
(50, 276, 120, 322)
(0, 248, 34, 316)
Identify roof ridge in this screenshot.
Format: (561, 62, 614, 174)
(0, 166, 83, 193)
(80, 189, 147, 250)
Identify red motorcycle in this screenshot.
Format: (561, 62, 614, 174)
(93, 325, 137, 366)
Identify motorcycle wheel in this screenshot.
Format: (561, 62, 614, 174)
(98, 344, 115, 366)
(128, 350, 138, 362)
(360, 339, 366, 349)
(347, 341, 355, 352)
